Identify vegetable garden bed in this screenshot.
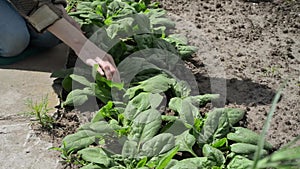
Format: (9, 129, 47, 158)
(33, 0, 300, 168)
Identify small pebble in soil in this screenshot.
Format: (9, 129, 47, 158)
(285, 121, 292, 125)
(239, 25, 245, 29)
(286, 38, 295, 44)
(287, 53, 295, 59)
(237, 53, 243, 57)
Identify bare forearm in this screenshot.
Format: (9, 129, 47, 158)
(47, 18, 86, 56)
(9, 1, 117, 79)
(47, 18, 118, 80)
(47, 18, 108, 62)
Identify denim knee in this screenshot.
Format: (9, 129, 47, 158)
(29, 30, 61, 48)
(0, 0, 30, 57)
(0, 30, 30, 57)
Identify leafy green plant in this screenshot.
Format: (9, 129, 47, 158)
(51, 1, 300, 169)
(67, 0, 197, 63)
(55, 72, 300, 169)
(54, 74, 248, 169)
(53, 0, 199, 110)
(24, 95, 54, 129)
(226, 84, 300, 169)
(54, 65, 123, 107)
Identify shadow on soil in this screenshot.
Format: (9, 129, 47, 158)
(196, 74, 276, 106)
(0, 44, 68, 73)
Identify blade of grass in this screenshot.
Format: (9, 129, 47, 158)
(279, 135, 300, 150)
(251, 83, 286, 169)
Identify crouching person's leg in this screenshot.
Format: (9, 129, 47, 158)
(0, 0, 30, 57)
(29, 28, 61, 49)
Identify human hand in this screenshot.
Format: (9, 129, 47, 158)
(86, 54, 119, 81)
(78, 40, 120, 82)
(47, 7, 120, 82)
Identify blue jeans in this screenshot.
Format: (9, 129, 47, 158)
(0, 0, 60, 57)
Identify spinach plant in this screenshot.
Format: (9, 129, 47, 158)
(51, 1, 300, 169)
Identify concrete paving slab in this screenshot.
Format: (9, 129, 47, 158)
(0, 44, 69, 169)
(0, 122, 61, 169)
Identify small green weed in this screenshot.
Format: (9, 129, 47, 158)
(24, 95, 55, 129)
(262, 66, 279, 77)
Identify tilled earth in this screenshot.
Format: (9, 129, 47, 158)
(158, 0, 299, 148)
(33, 0, 299, 156)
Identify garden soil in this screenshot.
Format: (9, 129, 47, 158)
(2, 1, 298, 168)
(42, 0, 299, 153)
(158, 0, 299, 148)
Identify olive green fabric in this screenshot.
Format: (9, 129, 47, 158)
(7, 0, 67, 32)
(8, 0, 66, 16)
(8, 0, 39, 15)
(27, 5, 61, 32)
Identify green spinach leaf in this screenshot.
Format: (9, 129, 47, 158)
(227, 127, 273, 151)
(227, 155, 253, 169)
(156, 146, 180, 169)
(124, 92, 163, 120)
(171, 157, 213, 169)
(230, 143, 268, 156)
(128, 109, 162, 143)
(140, 133, 175, 157)
(122, 140, 138, 159)
(78, 147, 112, 167)
(64, 88, 94, 106)
(203, 144, 225, 166)
(175, 130, 197, 156)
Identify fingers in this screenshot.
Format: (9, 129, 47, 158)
(95, 57, 116, 80)
(86, 58, 105, 76)
(86, 56, 118, 81)
(105, 55, 116, 66)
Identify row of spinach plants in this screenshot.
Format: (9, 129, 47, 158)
(51, 0, 300, 168)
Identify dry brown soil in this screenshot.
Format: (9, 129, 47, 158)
(158, 0, 299, 148)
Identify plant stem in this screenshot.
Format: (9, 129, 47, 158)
(189, 149, 198, 157)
